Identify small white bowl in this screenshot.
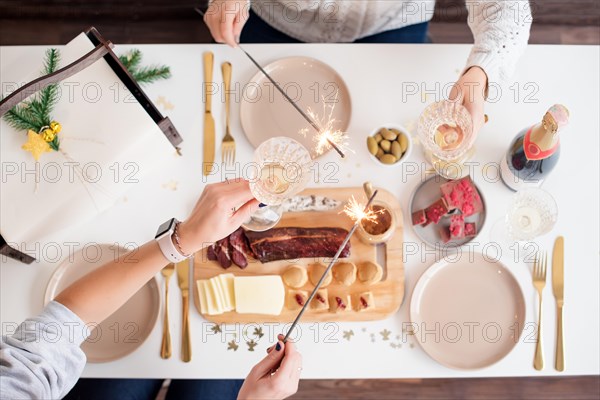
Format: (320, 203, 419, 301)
(366, 124, 413, 168)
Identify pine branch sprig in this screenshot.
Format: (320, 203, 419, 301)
(130, 65, 172, 85)
(3, 48, 61, 133)
(38, 49, 60, 124)
(4, 107, 41, 132)
(119, 49, 143, 70)
(119, 49, 171, 86)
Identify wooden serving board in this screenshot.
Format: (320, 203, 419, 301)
(193, 187, 404, 323)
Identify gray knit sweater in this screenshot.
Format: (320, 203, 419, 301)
(0, 301, 88, 400)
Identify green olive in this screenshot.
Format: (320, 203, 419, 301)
(375, 147, 384, 158)
(379, 140, 391, 152)
(391, 140, 402, 159)
(379, 154, 398, 165)
(367, 136, 378, 155)
(374, 133, 383, 143)
(381, 128, 398, 141)
(399, 134, 409, 153)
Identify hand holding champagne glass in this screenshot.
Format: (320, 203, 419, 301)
(243, 137, 313, 231)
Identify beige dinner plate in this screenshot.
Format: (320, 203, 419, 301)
(44, 244, 160, 363)
(410, 252, 525, 369)
(240, 56, 352, 157)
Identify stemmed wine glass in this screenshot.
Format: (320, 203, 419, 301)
(243, 137, 313, 232)
(417, 100, 475, 180)
(505, 188, 558, 241)
(490, 188, 558, 257)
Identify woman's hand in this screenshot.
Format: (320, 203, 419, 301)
(238, 335, 302, 400)
(449, 66, 488, 136)
(204, 0, 250, 47)
(178, 179, 259, 254)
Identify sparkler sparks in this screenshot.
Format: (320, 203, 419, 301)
(299, 94, 350, 157)
(343, 195, 380, 224)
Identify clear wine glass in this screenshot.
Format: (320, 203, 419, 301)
(243, 137, 313, 232)
(490, 188, 558, 256)
(505, 188, 558, 241)
(417, 100, 475, 180)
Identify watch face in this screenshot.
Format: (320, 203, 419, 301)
(155, 219, 175, 238)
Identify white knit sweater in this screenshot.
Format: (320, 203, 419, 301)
(251, 0, 532, 85)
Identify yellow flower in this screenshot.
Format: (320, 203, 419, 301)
(22, 130, 52, 161)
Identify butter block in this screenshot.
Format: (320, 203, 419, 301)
(234, 275, 285, 315)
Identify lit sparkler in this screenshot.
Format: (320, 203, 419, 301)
(343, 195, 379, 225)
(299, 95, 350, 157)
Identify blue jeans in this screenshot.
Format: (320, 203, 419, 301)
(64, 378, 244, 400)
(240, 9, 429, 44)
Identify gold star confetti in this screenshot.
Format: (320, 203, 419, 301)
(155, 96, 175, 111)
(343, 330, 354, 341)
(211, 324, 222, 334)
(253, 327, 264, 339)
(361, 327, 367, 333)
(161, 180, 178, 191)
(246, 340, 258, 352)
(409, 343, 415, 349)
(227, 340, 238, 351)
(380, 329, 391, 341)
(22, 130, 52, 161)
(402, 326, 416, 336)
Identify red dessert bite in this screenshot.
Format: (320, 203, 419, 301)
(425, 197, 449, 224)
(440, 176, 483, 217)
(412, 209, 427, 226)
(464, 222, 477, 238)
(449, 215, 465, 239)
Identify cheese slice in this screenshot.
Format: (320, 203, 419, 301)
(211, 276, 230, 312)
(218, 273, 236, 310)
(204, 280, 221, 315)
(201, 279, 220, 315)
(208, 278, 225, 314)
(234, 275, 285, 315)
(196, 280, 208, 315)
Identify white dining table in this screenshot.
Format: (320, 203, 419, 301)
(1, 42, 598, 380)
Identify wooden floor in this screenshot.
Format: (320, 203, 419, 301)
(2, 6, 599, 400)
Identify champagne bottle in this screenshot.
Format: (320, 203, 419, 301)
(500, 104, 569, 191)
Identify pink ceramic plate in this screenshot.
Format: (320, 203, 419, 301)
(410, 252, 525, 369)
(240, 56, 351, 157)
(44, 244, 159, 363)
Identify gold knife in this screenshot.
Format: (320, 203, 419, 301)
(552, 236, 565, 371)
(203, 52, 215, 176)
(176, 259, 192, 362)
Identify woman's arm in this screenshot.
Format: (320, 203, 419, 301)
(464, 0, 532, 86)
(1, 179, 258, 399)
(55, 179, 258, 325)
(449, 1, 532, 137)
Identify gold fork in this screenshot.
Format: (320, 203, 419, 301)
(533, 251, 548, 371)
(160, 263, 175, 359)
(221, 62, 235, 166)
